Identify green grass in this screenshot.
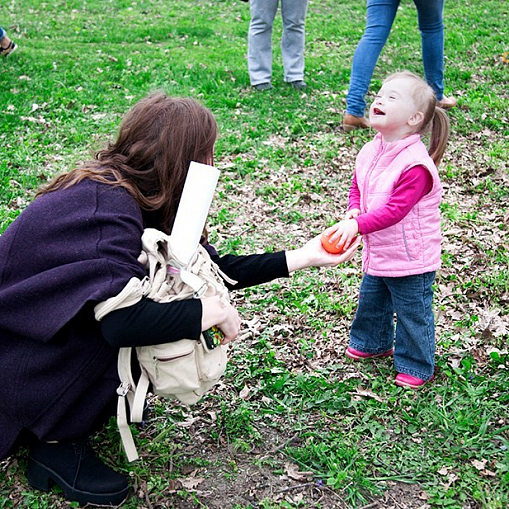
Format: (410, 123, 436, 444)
(1, 0, 508, 508)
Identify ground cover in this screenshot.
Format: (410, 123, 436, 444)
(0, 1, 508, 507)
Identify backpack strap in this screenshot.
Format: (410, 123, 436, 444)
(116, 347, 139, 462)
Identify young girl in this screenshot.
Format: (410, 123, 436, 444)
(0, 92, 359, 505)
(324, 71, 450, 389)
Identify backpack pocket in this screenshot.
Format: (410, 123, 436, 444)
(136, 339, 227, 405)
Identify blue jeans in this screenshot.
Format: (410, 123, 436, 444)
(346, 0, 445, 117)
(248, 0, 308, 85)
(0, 26, 5, 41)
(349, 272, 436, 380)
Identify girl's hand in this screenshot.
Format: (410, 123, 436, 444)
(325, 219, 359, 251)
(201, 296, 241, 344)
(285, 233, 361, 272)
(345, 208, 361, 220)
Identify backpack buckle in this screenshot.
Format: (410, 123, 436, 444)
(116, 382, 131, 397)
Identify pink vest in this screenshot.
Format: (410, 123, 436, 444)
(355, 133, 442, 277)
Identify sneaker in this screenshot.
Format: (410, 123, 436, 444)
(288, 80, 307, 90)
(343, 113, 370, 132)
(394, 373, 435, 389)
(345, 346, 393, 361)
(27, 439, 129, 505)
(0, 40, 17, 57)
(437, 95, 457, 109)
(253, 82, 273, 91)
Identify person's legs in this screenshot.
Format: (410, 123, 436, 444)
(414, 0, 445, 100)
(349, 274, 395, 355)
(388, 272, 436, 381)
(248, 0, 279, 86)
(0, 26, 6, 41)
(280, 0, 308, 83)
(345, 0, 400, 117)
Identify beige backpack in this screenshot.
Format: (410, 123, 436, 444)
(94, 228, 236, 461)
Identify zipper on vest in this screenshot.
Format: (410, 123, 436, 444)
(362, 140, 387, 269)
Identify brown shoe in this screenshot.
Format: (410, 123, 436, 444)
(343, 113, 370, 132)
(437, 95, 457, 109)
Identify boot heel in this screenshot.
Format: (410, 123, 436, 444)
(26, 457, 53, 491)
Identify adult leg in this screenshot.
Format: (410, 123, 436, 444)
(280, 0, 308, 83)
(0, 26, 5, 40)
(388, 272, 436, 381)
(414, 0, 445, 100)
(345, 0, 400, 117)
(349, 274, 395, 355)
(248, 0, 279, 86)
(26, 374, 128, 505)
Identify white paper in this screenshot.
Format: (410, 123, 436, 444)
(170, 161, 220, 266)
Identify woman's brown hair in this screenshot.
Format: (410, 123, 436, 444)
(383, 71, 450, 166)
(37, 93, 218, 232)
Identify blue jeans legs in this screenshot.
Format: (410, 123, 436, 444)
(346, 0, 445, 117)
(349, 272, 436, 380)
(248, 0, 308, 85)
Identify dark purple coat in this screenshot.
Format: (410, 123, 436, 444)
(0, 179, 288, 459)
(0, 179, 149, 458)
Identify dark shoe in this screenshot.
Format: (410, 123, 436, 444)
(0, 40, 17, 57)
(288, 80, 307, 90)
(27, 440, 129, 506)
(343, 113, 370, 132)
(253, 82, 273, 91)
(437, 95, 457, 109)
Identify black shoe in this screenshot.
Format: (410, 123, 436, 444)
(253, 82, 273, 91)
(288, 80, 307, 90)
(27, 439, 129, 506)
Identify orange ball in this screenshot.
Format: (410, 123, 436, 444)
(320, 230, 345, 254)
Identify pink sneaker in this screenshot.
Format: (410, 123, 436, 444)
(394, 373, 435, 389)
(345, 347, 393, 361)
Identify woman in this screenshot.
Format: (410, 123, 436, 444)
(0, 92, 360, 505)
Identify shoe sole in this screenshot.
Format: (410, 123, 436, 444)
(395, 375, 435, 389)
(27, 457, 129, 506)
(345, 349, 393, 361)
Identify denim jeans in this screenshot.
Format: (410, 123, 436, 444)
(0, 26, 5, 41)
(349, 272, 436, 380)
(346, 0, 445, 117)
(248, 0, 308, 85)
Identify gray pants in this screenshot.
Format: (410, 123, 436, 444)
(248, 0, 308, 85)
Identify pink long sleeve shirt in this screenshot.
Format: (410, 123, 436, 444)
(348, 166, 433, 235)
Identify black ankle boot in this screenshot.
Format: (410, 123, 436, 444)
(27, 439, 129, 506)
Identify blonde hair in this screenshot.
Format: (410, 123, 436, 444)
(383, 71, 450, 166)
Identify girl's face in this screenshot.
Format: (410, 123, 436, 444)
(369, 77, 423, 142)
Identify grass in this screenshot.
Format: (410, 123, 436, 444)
(1, 0, 508, 508)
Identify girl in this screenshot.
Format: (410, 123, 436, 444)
(0, 92, 360, 505)
(325, 71, 450, 389)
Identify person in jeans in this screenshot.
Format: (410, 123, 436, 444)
(343, 0, 456, 132)
(324, 71, 450, 388)
(0, 26, 17, 56)
(247, 0, 308, 91)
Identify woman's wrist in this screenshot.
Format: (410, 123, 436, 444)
(285, 248, 312, 274)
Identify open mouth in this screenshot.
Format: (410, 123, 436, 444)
(372, 108, 385, 116)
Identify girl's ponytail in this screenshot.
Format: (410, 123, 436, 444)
(428, 107, 450, 166)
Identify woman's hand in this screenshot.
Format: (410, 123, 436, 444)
(201, 295, 241, 344)
(285, 232, 361, 273)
